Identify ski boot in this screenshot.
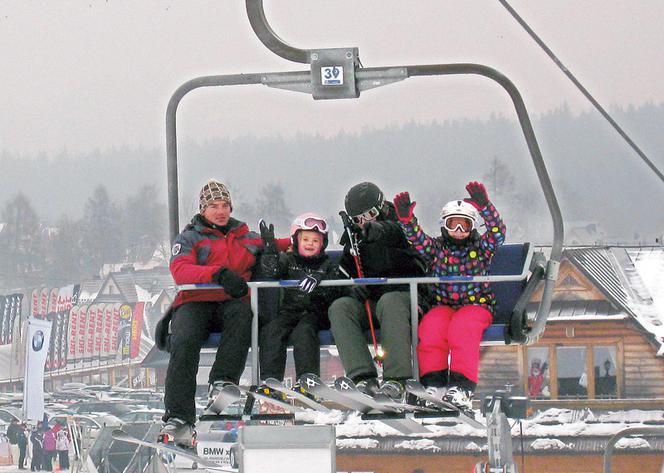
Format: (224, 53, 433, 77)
(378, 379, 406, 402)
(444, 385, 474, 413)
(411, 385, 447, 410)
(206, 380, 236, 411)
(158, 418, 197, 449)
(355, 377, 380, 396)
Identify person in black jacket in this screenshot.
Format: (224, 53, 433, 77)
(258, 213, 341, 390)
(329, 182, 427, 401)
(29, 422, 43, 472)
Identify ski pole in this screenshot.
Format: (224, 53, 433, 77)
(339, 211, 384, 365)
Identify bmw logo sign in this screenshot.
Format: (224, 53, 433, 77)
(32, 331, 45, 351)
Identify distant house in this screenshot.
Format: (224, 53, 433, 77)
(477, 246, 664, 406)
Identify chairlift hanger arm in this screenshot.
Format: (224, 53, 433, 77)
(246, 0, 310, 64)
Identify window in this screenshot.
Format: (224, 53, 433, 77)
(526, 347, 551, 399)
(523, 341, 621, 400)
(594, 346, 617, 398)
(557, 346, 587, 398)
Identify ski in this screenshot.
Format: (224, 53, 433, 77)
(333, 376, 432, 435)
(237, 384, 305, 414)
(112, 429, 230, 471)
(333, 377, 400, 414)
(405, 379, 485, 429)
(299, 373, 369, 412)
(203, 383, 243, 416)
(300, 374, 430, 435)
(264, 377, 331, 412)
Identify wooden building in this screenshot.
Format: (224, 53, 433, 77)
(476, 246, 664, 407)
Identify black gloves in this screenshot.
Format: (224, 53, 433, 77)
(298, 275, 322, 294)
(350, 285, 370, 301)
(464, 181, 490, 209)
(393, 191, 416, 223)
(361, 221, 386, 243)
(212, 268, 249, 298)
(259, 219, 277, 253)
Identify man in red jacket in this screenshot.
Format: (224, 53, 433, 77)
(161, 179, 287, 446)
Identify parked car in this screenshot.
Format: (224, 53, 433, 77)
(68, 400, 133, 417)
(49, 413, 123, 447)
(0, 408, 21, 424)
(117, 409, 165, 424)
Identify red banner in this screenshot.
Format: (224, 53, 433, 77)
(110, 303, 121, 356)
(94, 303, 105, 359)
(102, 304, 114, 358)
(77, 305, 88, 362)
(31, 288, 40, 318)
(68, 306, 79, 363)
(86, 304, 98, 360)
(130, 302, 144, 359)
(39, 287, 49, 318)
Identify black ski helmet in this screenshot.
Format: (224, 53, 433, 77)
(344, 182, 385, 216)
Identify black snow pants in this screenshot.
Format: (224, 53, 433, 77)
(259, 309, 321, 381)
(164, 300, 252, 424)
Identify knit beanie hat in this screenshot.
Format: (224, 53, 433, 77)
(199, 179, 232, 212)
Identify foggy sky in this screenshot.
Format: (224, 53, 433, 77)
(2, 1, 664, 156)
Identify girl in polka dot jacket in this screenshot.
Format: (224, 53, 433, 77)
(393, 181, 505, 411)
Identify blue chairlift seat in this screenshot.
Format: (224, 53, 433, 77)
(201, 242, 532, 349)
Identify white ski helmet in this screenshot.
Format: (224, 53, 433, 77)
(438, 200, 480, 231)
(290, 212, 329, 250)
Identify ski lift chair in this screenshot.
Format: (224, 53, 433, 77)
(167, 0, 564, 387)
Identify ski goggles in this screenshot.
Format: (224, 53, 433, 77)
(296, 216, 328, 233)
(442, 215, 475, 233)
(350, 206, 381, 224)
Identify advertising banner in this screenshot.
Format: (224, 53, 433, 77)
(101, 304, 114, 359)
(30, 288, 40, 318)
(68, 306, 79, 365)
(110, 303, 121, 356)
(93, 303, 105, 360)
(23, 318, 52, 421)
(8, 293, 23, 344)
(39, 287, 49, 318)
(118, 304, 133, 360)
(0, 296, 6, 345)
(85, 304, 98, 362)
(76, 305, 88, 364)
(130, 302, 145, 359)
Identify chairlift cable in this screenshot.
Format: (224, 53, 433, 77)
(497, 0, 664, 184)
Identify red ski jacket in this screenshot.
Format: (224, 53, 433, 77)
(170, 215, 289, 307)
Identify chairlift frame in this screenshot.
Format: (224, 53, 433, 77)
(165, 3, 564, 471)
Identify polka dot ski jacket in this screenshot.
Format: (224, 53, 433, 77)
(398, 202, 506, 314)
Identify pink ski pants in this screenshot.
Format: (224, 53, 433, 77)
(417, 305, 492, 383)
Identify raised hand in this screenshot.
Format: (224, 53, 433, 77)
(393, 192, 416, 223)
(464, 181, 489, 210)
(259, 219, 277, 252)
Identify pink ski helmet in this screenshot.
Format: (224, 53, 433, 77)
(290, 213, 329, 251)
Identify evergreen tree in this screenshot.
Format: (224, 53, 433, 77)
(0, 193, 44, 289)
(121, 184, 168, 261)
(253, 183, 293, 235)
(79, 185, 124, 277)
(44, 215, 84, 284)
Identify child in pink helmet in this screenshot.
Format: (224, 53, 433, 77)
(258, 213, 341, 393)
(393, 182, 505, 412)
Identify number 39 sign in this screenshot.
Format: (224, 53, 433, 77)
(321, 66, 343, 85)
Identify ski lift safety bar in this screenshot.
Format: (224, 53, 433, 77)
(178, 244, 533, 386)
